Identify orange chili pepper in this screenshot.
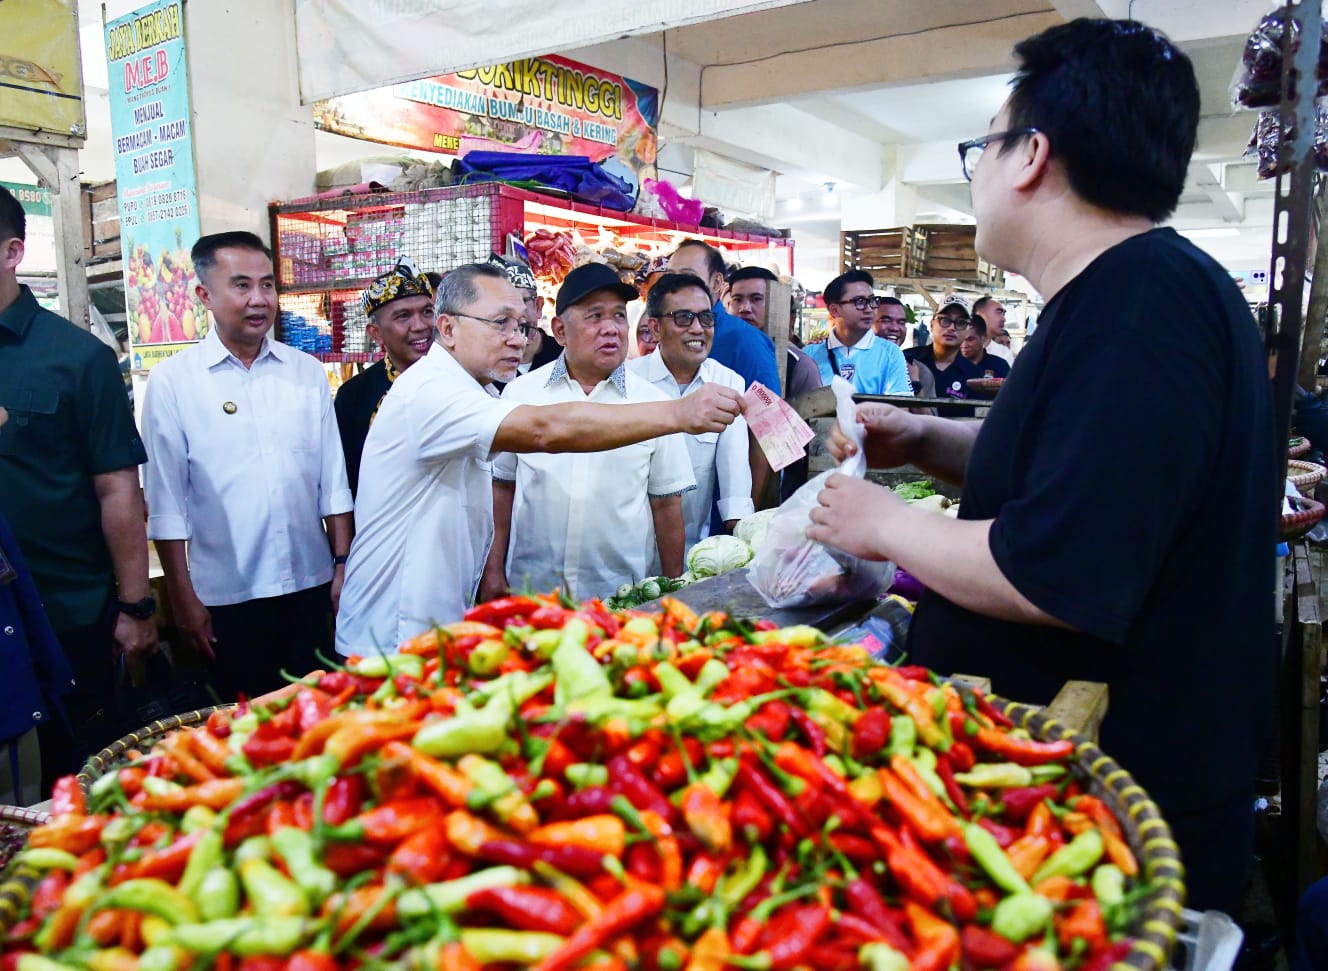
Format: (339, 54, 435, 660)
(1058, 898, 1108, 951)
(680, 784, 732, 855)
(904, 901, 960, 971)
(528, 815, 626, 858)
(162, 734, 217, 783)
(187, 725, 235, 776)
(28, 814, 107, 855)
(321, 884, 399, 936)
(289, 709, 410, 761)
(444, 810, 508, 856)
(138, 777, 245, 813)
(876, 767, 960, 843)
(324, 721, 418, 767)
(532, 881, 666, 971)
(1032, 874, 1078, 901)
(436, 941, 483, 971)
(1006, 834, 1054, 881)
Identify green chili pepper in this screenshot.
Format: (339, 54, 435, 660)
(97, 878, 199, 925)
(136, 947, 186, 971)
(1091, 863, 1126, 909)
(17, 956, 82, 971)
(696, 757, 738, 798)
(15, 848, 78, 872)
(271, 827, 337, 905)
(468, 638, 510, 675)
(564, 696, 663, 723)
(803, 687, 862, 727)
(470, 669, 553, 704)
(177, 827, 224, 901)
(233, 835, 272, 864)
(566, 763, 610, 789)
(1030, 764, 1067, 783)
(551, 619, 610, 705)
(179, 805, 217, 834)
(1032, 829, 1104, 884)
(161, 916, 311, 957)
(954, 762, 1034, 788)
(197, 867, 241, 921)
(239, 857, 311, 916)
(459, 929, 565, 964)
(654, 661, 693, 699)
(64, 866, 107, 908)
(886, 715, 916, 757)
(904, 752, 953, 807)
(413, 697, 513, 758)
(858, 943, 910, 971)
(822, 754, 847, 777)
(991, 892, 1054, 943)
(963, 823, 1030, 895)
(140, 776, 182, 798)
(526, 628, 563, 659)
(396, 867, 530, 920)
(349, 653, 425, 680)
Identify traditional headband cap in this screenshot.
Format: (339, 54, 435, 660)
(362, 256, 434, 316)
(487, 253, 537, 291)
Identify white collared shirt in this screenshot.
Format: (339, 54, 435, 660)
(627, 352, 753, 552)
(335, 344, 520, 654)
(987, 342, 1015, 363)
(142, 329, 353, 606)
(493, 355, 695, 600)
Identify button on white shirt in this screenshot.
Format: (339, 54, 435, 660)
(336, 345, 520, 655)
(142, 329, 353, 606)
(493, 356, 695, 601)
(627, 352, 753, 552)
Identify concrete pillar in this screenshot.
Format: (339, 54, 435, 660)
(184, 0, 315, 239)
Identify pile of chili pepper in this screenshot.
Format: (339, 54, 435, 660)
(1, 594, 1156, 971)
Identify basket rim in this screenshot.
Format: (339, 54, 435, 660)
(989, 694, 1185, 971)
(75, 705, 231, 795)
(0, 806, 49, 829)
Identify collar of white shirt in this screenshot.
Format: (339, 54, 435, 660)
(546, 351, 628, 396)
(826, 328, 876, 353)
(199, 326, 293, 369)
(636, 347, 708, 393)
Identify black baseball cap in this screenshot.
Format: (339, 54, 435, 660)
(555, 262, 639, 315)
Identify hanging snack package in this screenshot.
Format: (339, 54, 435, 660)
(748, 377, 894, 608)
(1231, 5, 1328, 110)
(1246, 97, 1328, 178)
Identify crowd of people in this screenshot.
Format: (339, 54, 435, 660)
(0, 14, 1296, 943)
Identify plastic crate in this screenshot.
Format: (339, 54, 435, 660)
(1171, 909, 1243, 971)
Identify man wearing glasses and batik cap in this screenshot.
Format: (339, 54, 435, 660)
(487, 254, 560, 375)
(337, 262, 741, 654)
(335, 257, 435, 498)
(804, 269, 913, 396)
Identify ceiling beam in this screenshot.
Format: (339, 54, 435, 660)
(1048, 0, 1106, 18)
(698, 11, 1064, 110)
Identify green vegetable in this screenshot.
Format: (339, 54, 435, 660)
(734, 510, 777, 552)
(397, 867, 530, 919)
(1092, 863, 1126, 908)
(991, 892, 1054, 943)
(161, 917, 310, 956)
(954, 762, 1033, 788)
(459, 929, 565, 964)
(859, 943, 910, 971)
(891, 480, 937, 501)
(963, 823, 1029, 895)
(686, 535, 753, 578)
(1032, 829, 1104, 884)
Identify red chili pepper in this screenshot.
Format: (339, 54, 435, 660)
(684, 853, 726, 895)
(894, 665, 934, 682)
(49, 777, 86, 816)
(1058, 898, 1108, 951)
(321, 776, 364, 826)
(468, 885, 583, 935)
(532, 882, 666, 971)
(555, 786, 618, 821)
(744, 699, 792, 741)
(828, 832, 878, 867)
(935, 754, 969, 815)
(30, 871, 69, 919)
(242, 730, 297, 768)
(732, 788, 774, 843)
(27, 814, 105, 856)
(529, 604, 574, 629)
(651, 750, 689, 791)
(947, 741, 975, 771)
(904, 901, 961, 971)
(340, 796, 441, 845)
(464, 595, 541, 626)
(284, 951, 338, 971)
(974, 692, 1014, 728)
(759, 904, 831, 970)
(476, 839, 606, 879)
(1080, 940, 1133, 971)
(773, 743, 862, 824)
(842, 878, 912, 952)
(788, 707, 827, 757)
(832, 911, 894, 944)
(850, 707, 892, 762)
(871, 824, 976, 923)
(223, 780, 304, 845)
(999, 784, 1059, 824)
(960, 924, 1020, 967)
(607, 755, 674, 821)
(293, 689, 334, 733)
(735, 758, 806, 840)
(237, 958, 284, 971)
(133, 830, 202, 883)
(320, 841, 389, 878)
(967, 722, 1074, 766)
(977, 817, 1021, 849)
(805, 943, 860, 971)
(206, 709, 232, 738)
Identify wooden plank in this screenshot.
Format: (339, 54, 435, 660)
(768, 280, 791, 398)
(1044, 681, 1109, 743)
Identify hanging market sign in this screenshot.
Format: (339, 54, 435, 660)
(313, 54, 659, 184)
(104, 0, 207, 370)
(0, 0, 86, 141)
(0, 181, 53, 218)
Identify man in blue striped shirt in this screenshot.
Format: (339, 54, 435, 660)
(805, 270, 913, 396)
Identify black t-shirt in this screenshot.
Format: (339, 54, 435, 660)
(333, 360, 391, 498)
(970, 352, 1010, 379)
(908, 229, 1278, 893)
(906, 345, 983, 416)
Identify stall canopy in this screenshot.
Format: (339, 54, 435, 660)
(294, 0, 811, 103)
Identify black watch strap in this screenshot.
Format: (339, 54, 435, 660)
(115, 596, 157, 620)
(332, 554, 349, 566)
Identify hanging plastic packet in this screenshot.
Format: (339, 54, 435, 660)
(1230, 5, 1328, 111)
(747, 377, 895, 609)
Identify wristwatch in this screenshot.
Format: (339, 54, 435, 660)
(332, 554, 349, 566)
(115, 596, 157, 620)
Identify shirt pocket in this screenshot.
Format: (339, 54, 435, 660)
(0, 386, 61, 456)
(284, 395, 321, 452)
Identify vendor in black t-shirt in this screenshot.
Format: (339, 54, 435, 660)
(905, 305, 982, 416)
(959, 315, 1011, 402)
(334, 259, 436, 498)
(807, 19, 1277, 915)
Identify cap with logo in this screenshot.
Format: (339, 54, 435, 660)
(554, 262, 640, 316)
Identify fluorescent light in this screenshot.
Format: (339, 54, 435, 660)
(785, 197, 803, 212)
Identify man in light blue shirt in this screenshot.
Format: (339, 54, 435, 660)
(805, 270, 913, 396)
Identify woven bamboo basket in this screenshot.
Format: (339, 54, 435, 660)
(0, 806, 51, 934)
(1288, 437, 1311, 459)
(76, 705, 230, 795)
(990, 696, 1186, 971)
(1287, 459, 1326, 493)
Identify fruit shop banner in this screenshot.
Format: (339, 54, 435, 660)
(105, 0, 205, 370)
(313, 54, 659, 186)
(0, 0, 85, 140)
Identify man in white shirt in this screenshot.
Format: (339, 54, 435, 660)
(142, 232, 354, 700)
(631, 273, 753, 553)
(484, 263, 696, 602)
(804, 270, 914, 396)
(337, 263, 742, 654)
(973, 295, 1015, 362)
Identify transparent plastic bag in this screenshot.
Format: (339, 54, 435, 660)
(747, 378, 895, 609)
(1231, 5, 1328, 110)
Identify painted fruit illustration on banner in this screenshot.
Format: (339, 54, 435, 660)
(126, 231, 208, 345)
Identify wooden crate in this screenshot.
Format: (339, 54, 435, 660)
(912, 223, 1004, 288)
(840, 227, 918, 277)
(82, 180, 121, 264)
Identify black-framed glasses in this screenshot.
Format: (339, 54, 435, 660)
(450, 311, 532, 340)
(933, 316, 968, 331)
(660, 309, 716, 330)
(957, 128, 1040, 181)
(834, 295, 881, 312)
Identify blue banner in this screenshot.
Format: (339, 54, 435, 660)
(105, 0, 205, 369)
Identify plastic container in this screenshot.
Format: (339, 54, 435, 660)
(1171, 908, 1243, 971)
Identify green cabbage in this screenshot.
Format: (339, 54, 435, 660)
(686, 535, 754, 578)
(734, 509, 778, 553)
(892, 480, 937, 501)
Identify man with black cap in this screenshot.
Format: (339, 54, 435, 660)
(483, 262, 696, 602)
(335, 257, 435, 498)
(336, 262, 741, 654)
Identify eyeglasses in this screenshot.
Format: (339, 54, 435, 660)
(659, 309, 716, 330)
(957, 128, 1041, 181)
(834, 296, 881, 312)
(450, 311, 531, 340)
(933, 316, 968, 330)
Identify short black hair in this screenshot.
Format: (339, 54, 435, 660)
(192, 231, 271, 282)
(434, 262, 506, 317)
(824, 270, 874, 306)
(877, 296, 905, 311)
(0, 186, 27, 242)
(1002, 18, 1198, 221)
(967, 315, 988, 338)
(729, 266, 778, 285)
(646, 272, 712, 319)
(673, 239, 725, 278)
(971, 295, 998, 317)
